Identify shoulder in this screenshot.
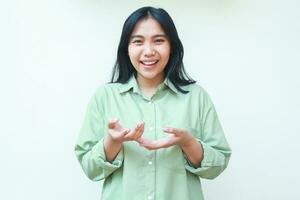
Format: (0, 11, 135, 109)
(182, 83, 210, 98)
(93, 82, 123, 97)
(181, 83, 216, 107)
(87, 83, 122, 110)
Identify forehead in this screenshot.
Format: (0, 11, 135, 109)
(131, 17, 166, 37)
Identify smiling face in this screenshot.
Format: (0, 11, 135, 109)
(128, 17, 171, 87)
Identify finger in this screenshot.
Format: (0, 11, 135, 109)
(154, 137, 178, 148)
(124, 122, 143, 139)
(136, 137, 145, 144)
(121, 128, 130, 137)
(108, 118, 119, 129)
(140, 137, 179, 150)
(124, 127, 137, 139)
(137, 138, 158, 150)
(162, 127, 184, 136)
(136, 137, 151, 145)
(134, 122, 144, 140)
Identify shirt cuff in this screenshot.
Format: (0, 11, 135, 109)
(184, 139, 226, 179)
(91, 138, 123, 178)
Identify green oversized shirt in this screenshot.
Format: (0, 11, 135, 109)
(74, 75, 231, 200)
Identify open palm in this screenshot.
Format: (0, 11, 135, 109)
(137, 127, 193, 150)
(108, 118, 144, 143)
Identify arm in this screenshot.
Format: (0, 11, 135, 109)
(103, 135, 122, 162)
(179, 137, 204, 168)
(104, 118, 144, 162)
(74, 92, 145, 180)
(74, 92, 123, 181)
(183, 90, 231, 179)
(137, 90, 232, 179)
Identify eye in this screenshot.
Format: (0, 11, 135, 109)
(155, 38, 165, 44)
(132, 39, 143, 45)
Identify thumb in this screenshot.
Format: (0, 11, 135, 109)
(108, 118, 119, 129)
(162, 127, 180, 136)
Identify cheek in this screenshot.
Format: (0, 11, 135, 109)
(128, 48, 141, 62)
(160, 49, 171, 62)
(158, 45, 171, 59)
(128, 52, 141, 69)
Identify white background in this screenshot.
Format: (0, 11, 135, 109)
(1, 0, 300, 199)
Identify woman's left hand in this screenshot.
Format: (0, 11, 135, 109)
(137, 127, 195, 150)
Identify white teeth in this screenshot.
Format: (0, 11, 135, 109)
(141, 60, 157, 65)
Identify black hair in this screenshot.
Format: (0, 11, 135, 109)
(110, 6, 195, 93)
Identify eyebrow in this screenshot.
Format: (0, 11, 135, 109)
(130, 34, 168, 39)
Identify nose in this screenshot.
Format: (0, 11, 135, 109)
(143, 43, 155, 57)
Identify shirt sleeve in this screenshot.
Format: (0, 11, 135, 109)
(184, 89, 232, 179)
(74, 89, 123, 181)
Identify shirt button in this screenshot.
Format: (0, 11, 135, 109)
(148, 196, 153, 200)
(148, 161, 153, 165)
(149, 127, 154, 131)
(148, 101, 152, 104)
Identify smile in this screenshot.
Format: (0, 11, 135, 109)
(140, 60, 159, 66)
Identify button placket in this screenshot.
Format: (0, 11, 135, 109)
(143, 98, 156, 200)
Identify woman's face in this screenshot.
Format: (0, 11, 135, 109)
(128, 17, 171, 86)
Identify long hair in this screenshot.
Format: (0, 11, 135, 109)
(110, 6, 195, 93)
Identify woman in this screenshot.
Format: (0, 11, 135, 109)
(75, 6, 231, 200)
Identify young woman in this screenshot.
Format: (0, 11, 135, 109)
(75, 6, 231, 200)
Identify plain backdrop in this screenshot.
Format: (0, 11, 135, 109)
(1, 0, 300, 199)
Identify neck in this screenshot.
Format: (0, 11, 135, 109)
(137, 74, 164, 97)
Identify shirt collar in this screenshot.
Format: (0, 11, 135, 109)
(119, 75, 140, 94)
(119, 75, 180, 94)
(163, 78, 180, 94)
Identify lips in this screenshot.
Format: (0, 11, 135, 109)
(140, 60, 159, 67)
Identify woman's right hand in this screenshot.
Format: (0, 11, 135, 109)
(107, 118, 145, 143)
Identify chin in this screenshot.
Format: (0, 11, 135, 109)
(136, 68, 165, 81)
(141, 74, 158, 80)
